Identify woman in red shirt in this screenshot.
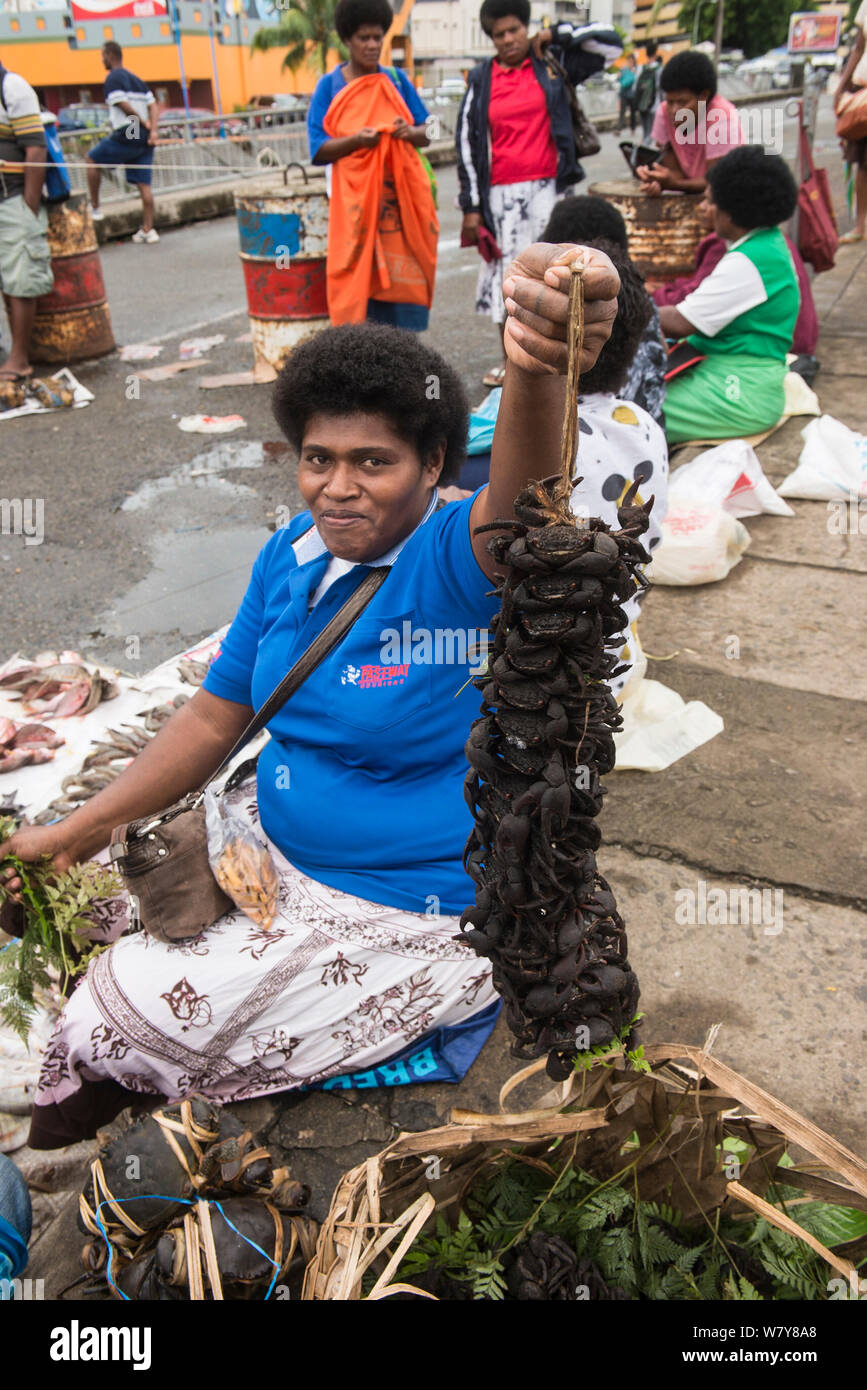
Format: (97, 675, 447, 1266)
(457, 0, 609, 385)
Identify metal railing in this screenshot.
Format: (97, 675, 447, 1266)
(58, 107, 310, 203)
(58, 70, 802, 204)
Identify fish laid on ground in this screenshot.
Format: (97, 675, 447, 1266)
(0, 656, 117, 719)
(10, 723, 65, 749)
(0, 747, 56, 774)
(178, 658, 211, 686)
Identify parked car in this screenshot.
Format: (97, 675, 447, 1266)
(157, 107, 244, 138)
(435, 77, 466, 102)
(248, 94, 308, 124)
(56, 102, 110, 132)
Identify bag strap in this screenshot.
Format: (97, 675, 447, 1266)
(200, 564, 390, 794)
(798, 102, 816, 182)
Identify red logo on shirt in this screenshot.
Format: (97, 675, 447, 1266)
(341, 663, 410, 688)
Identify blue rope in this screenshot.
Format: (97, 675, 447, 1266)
(209, 1199, 282, 1300)
(90, 1192, 285, 1300)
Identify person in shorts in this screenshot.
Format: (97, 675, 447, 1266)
(86, 41, 159, 244)
(0, 59, 54, 380)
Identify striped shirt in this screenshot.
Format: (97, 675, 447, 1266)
(0, 66, 45, 200)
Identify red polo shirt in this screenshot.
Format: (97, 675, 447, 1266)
(489, 57, 557, 186)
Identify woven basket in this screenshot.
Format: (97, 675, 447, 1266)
(302, 1040, 867, 1301)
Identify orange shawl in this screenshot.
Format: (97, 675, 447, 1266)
(322, 71, 438, 325)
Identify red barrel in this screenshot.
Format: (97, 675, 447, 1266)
(240, 257, 328, 320)
(29, 196, 115, 364)
(235, 174, 330, 379)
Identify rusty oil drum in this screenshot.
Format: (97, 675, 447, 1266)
(235, 168, 329, 378)
(589, 179, 704, 288)
(29, 195, 115, 364)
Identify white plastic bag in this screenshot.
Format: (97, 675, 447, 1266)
(204, 788, 278, 929)
(614, 677, 724, 772)
(778, 414, 867, 501)
(669, 441, 794, 518)
(646, 501, 751, 586)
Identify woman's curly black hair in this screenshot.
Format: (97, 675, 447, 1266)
(479, 0, 530, 37)
(707, 145, 798, 230)
(272, 324, 468, 484)
(543, 195, 628, 251)
(660, 49, 717, 98)
(572, 239, 652, 397)
(334, 0, 393, 41)
(540, 203, 648, 395)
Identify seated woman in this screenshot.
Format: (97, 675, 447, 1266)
(636, 49, 744, 197)
(459, 233, 668, 695)
(562, 240, 668, 696)
(543, 194, 667, 428)
(658, 146, 800, 446)
(307, 0, 437, 329)
(654, 192, 819, 363)
(1, 246, 621, 1149)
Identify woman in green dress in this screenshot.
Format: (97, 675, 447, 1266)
(658, 146, 800, 445)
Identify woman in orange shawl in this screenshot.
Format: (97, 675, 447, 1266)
(307, 0, 438, 330)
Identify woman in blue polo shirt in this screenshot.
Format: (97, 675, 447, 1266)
(3, 244, 621, 1147)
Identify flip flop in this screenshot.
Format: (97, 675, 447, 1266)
(0, 367, 33, 382)
(837, 230, 865, 245)
(482, 364, 506, 387)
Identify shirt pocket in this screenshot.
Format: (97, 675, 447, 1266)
(325, 609, 433, 733)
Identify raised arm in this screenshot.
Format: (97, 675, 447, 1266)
(469, 243, 620, 579)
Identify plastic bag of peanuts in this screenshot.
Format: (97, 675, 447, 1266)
(204, 789, 278, 929)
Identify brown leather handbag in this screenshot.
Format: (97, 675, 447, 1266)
(109, 566, 390, 944)
(836, 85, 867, 142)
(545, 51, 601, 160)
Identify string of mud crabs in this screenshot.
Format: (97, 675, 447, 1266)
(458, 259, 654, 1081)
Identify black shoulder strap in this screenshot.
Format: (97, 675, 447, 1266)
(200, 564, 390, 793)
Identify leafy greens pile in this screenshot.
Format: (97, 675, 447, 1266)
(394, 1152, 867, 1301)
(0, 814, 120, 1042)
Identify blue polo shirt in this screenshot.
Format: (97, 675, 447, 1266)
(203, 496, 497, 916)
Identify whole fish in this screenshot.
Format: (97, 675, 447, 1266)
(11, 723, 65, 750)
(0, 747, 56, 774)
(49, 680, 94, 718)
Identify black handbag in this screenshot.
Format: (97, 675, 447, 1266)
(110, 566, 391, 942)
(545, 51, 601, 160)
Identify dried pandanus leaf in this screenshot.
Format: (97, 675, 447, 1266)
(459, 264, 653, 1080)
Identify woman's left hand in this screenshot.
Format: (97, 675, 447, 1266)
(530, 27, 552, 58)
(640, 161, 675, 190)
(392, 117, 413, 140)
(501, 242, 620, 376)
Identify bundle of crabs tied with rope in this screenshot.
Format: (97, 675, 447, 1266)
(459, 261, 654, 1081)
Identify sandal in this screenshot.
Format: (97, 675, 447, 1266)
(482, 364, 506, 387)
(0, 367, 33, 382)
(838, 229, 865, 245)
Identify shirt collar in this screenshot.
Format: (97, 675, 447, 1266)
(726, 230, 759, 251)
(292, 488, 440, 568)
(494, 56, 532, 73)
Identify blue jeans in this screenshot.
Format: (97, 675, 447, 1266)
(0, 1153, 31, 1283)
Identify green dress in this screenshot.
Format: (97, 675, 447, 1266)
(664, 227, 801, 445)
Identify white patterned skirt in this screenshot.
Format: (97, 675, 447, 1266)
(476, 177, 564, 324)
(31, 784, 496, 1141)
